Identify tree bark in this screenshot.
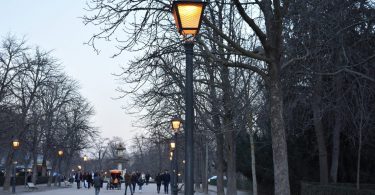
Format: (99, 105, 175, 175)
(32, 153, 38, 184)
(2, 151, 13, 191)
(216, 133, 226, 195)
(249, 131, 258, 195)
(268, 71, 290, 195)
(208, 62, 225, 195)
(222, 65, 236, 195)
(203, 142, 209, 194)
(356, 127, 362, 190)
(330, 76, 343, 183)
(312, 76, 329, 184)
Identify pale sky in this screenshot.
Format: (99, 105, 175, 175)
(0, 0, 143, 142)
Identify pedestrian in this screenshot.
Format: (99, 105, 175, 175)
(155, 172, 162, 194)
(75, 172, 81, 189)
(162, 170, 171, 194)
(131, 172, 137, 193)
(137, 174, 145, 192)
(124, 172, 133, 195)
(87, 172, 93, 189)
(145, 172, 150, 185)
(93, 173, 103, 195)
(83, 172, 87, 188)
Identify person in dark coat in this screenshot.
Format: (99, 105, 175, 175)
(145, 172, 150, 185)
(155, 173, 162, 194)
(124, 172, 133, 195)
(93, 173, 103, 195)
(131, 172, 138, 193)
(75, 172, 81, 189)
(137, 174, 145, 192)
(162, 170, 171, 194)
(89, 173, 94, 189)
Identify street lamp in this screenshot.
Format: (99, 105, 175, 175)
(171, 1, 205, 194)
(83, 155, 88, 172)
(170, 115, 182, 195)
(58, 150, 63, 187)
(11, 139, 20, 194)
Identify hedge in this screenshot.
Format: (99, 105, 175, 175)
(301, 182, 375, 195)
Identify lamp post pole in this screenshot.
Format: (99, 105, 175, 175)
(184, 41, 194, 195)
(12, 161, 16, 193)
(173, 133, 179, 195)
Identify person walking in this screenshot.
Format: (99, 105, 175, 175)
(162, 170, 171, 194)
(145, 172, 150, 185)
(75, 172, 81, 189)
(124, 172, 133, 195)
(131, 172, 138, 193)
(93, 173, 103, 195)
(155, 173, 162, 194)
(137, 174, 145, 192)
(87, 173, 93, 189)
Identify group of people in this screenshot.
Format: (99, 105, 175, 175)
(73, 172, 103, 195)
(74, 172, 95, 189)
(73, 170, 172, 195)
(123, 170, 171, 195)
(154, 170, 171, 194)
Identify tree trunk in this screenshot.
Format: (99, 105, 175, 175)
(222, 65, 236, 195)
(203, 142, 209, 194)
(330, 113, 341, 183)
(356, 127, 362, 190)
(268, 73, 290, 195)
(208, 62, 225, 195)
(2, 151, 13, 191)
(216, 133, 226, 195)
(312, 76, 329, 184)
(249, 131, 258, 195)
(42, 157, 47, 176)
(330, 76, 343, 183)
(225, 130, 237, 195)
(31, 152, 38, 184)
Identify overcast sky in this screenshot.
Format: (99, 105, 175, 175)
(0, 0, 143, 142)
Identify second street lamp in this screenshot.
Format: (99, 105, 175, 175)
(83, 155, 88, 172)
(171, 1, 205, 195)
(58, 150, 63, 187)
(11, 139, 20, 194)
(171, 115, 181, 195)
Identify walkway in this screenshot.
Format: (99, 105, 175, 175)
(1, 183, 251, 195)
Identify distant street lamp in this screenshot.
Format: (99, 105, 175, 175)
(83, 155, 88, 172)
(170, 115, 182, 195)
(171, 1, 205, 194)
(58, 150, 63, 187)
(11, 139, 20, 194)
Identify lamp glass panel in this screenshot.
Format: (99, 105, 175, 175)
(182, 29, 198, 35)
(170, 142, 176, 149)
(172, 7, 181, 32)
(12, 140, 20, 149)
(177, 3, 203, 35)
(171, 120, 181, 130)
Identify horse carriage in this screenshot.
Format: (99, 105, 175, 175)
(106, 170, 123, 190)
